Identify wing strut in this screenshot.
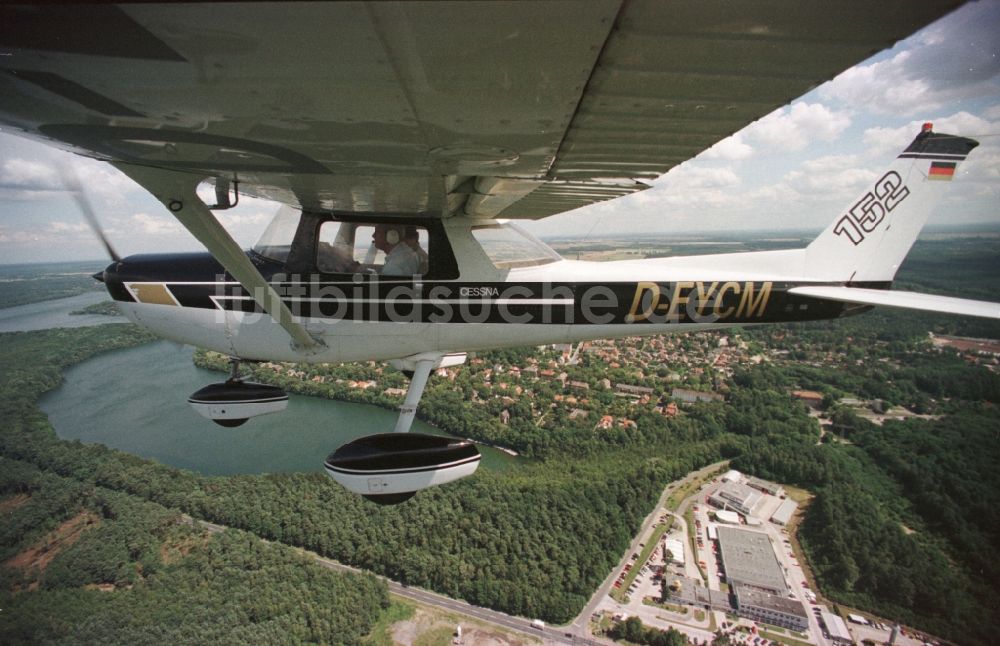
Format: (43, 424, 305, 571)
(113, 163, 324, 353)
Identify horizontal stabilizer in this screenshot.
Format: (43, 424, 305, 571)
(789, 286, 1000, 320)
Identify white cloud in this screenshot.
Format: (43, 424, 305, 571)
(745, 102, 851, 151)
(71, 159, 139, 205)
(785, 167, 877, 196)
(701, 134, 753, 160)
(821, 52, 933, 116)
(48, 221, 89, 234)
(0, 158, 61, 193)
(0, 226, 43, 244)
(131, 212, 183, 235)
(820, 2, 1000, 115)
(800, 155, 861, 174)
(659, 166, 742, 190)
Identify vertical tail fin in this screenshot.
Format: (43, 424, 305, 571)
(805, 124, 978, 283)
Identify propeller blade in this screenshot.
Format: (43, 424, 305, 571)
(58, 163, 121, 262)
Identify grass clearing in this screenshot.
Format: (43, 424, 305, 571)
(362, 600, 416, 646)
(782, 484, 813, 504)
(665, 463, 726, 512)
(414, 625, 457, 646)
(760, 629, 812, 646)
(684, 507, 707, 582)
(643, 597, 688, 614)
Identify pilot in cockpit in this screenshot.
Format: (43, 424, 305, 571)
(315, 221, 427, 276)
(373, 224, 423, 276)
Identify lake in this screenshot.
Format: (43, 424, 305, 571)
(38, 339, 519, 476)
(0, 291, 122, 332)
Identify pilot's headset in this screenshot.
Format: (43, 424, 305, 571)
(364, 224, 401, 265)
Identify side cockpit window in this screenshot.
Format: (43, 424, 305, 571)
(470, 222, 561, 269)
(318, 221, 429, 277)
(252, 205, 300, 264)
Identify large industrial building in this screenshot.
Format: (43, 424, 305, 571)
(770, 498, 798, 526)
(734, 585, 808, 632)
(820, 610, 853, 643)
(716, 526, 787, 595)
(745, 475, 784, 497)
(709, 481, 762, 517)
(716, 527, 811, 631)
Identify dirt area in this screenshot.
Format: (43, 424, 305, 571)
(0, 493, 32, 514)
(160, 530, 210, 565)
(390, 606, 541, 646)
(4, 510, 100, 584)
(84, 583, 117, 593)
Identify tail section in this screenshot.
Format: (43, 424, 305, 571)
(805, 124, 978, 283)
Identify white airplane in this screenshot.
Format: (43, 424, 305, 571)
(1, 2, 995, 503)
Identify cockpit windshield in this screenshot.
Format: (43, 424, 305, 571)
(470, 222, 561, 269)
(252, 205, 301, 263)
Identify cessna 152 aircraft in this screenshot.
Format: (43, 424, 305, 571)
(1, 2, 997, 503)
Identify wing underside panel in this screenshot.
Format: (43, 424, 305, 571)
(0, 1, 963, 219)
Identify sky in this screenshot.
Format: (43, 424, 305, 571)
(0, 2, 998, 264)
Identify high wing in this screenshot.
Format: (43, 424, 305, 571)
(0, 1, 963, 221)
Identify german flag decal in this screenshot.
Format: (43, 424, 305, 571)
(928, 161, 957, 181)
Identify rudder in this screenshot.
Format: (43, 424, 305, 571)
(805, 124, 978, 283)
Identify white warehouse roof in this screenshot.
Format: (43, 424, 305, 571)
(664, 538, 685, 565)
(716, 510, 741, 524)
(822, 611, 853, 641)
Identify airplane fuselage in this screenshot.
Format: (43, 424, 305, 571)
(103, 246, 866, 364)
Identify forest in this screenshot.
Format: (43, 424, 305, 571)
(0, 459, 388, 645)
(1, 236, 999, 643)
(0, 327, 388, 643)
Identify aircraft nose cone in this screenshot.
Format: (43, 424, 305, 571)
(91, 269, 105, 283)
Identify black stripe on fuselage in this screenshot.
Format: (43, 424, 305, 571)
(109, 278, 876, 326)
